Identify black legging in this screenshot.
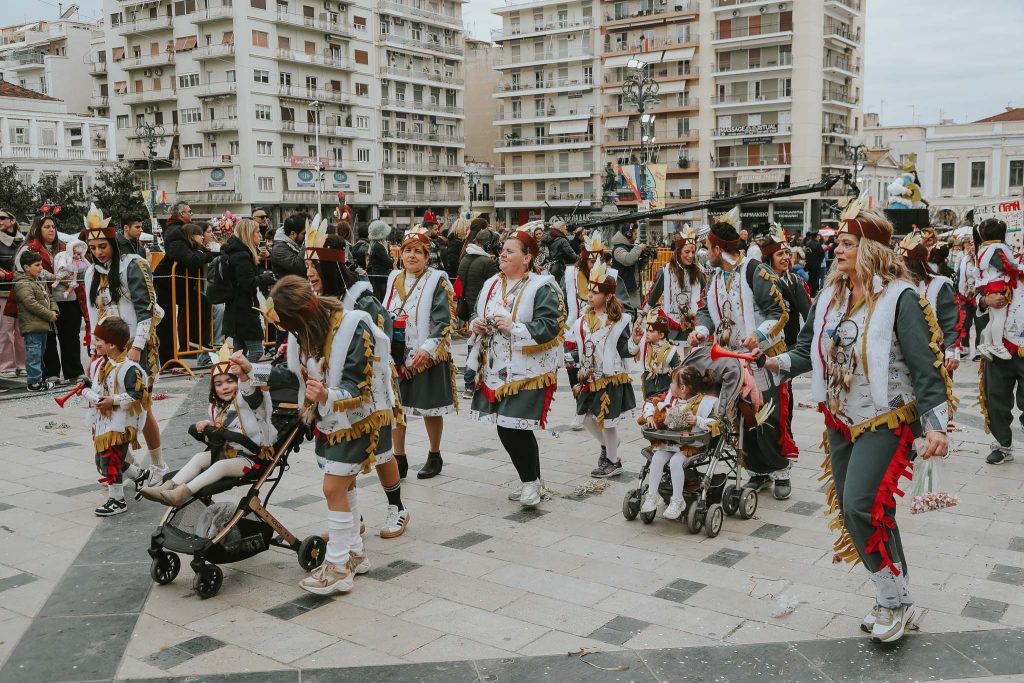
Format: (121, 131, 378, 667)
(44, 300, 84, 380)
(497, 426, 540, 483)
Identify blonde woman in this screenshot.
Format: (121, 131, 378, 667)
(221, 218, 274, 359)
(764, 206, 953, 644)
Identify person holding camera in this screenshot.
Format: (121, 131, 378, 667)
(611, 224, 647, 310)
(222, 218, 275, 361)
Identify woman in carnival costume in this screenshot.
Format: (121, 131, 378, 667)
(899, 230, 962, 378)
(384, 225, 457, 480)
(764, 203, 956, 643)
(641, 225, 706, 345)
(468, 228, 566, 507)
(257, 275, 396, 596)
(571, 259, 637, 478)
(82, 205, 169, 482)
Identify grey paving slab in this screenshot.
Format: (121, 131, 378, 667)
(937, 628, 1024, 676)
(54, 483, 101, 497)
(441, 531, 492, 549)
(0, 572, 37, 592)
(276, 493, 323, 510)
(369, 559, 422, 581)
(38, 561, 153, 617)
(174, 635, 226, 656)
(303, 661, 478, 683)
(460, 446, 496, 456)
(587, 614, 650, 646)
(786, 500, 823, 516)
(0, 501, 13, 512)
(652, 578, 706, 604)
(124, 673, 299, 683)
(962, 596, 1009, 623)
(2, 614, 138, 682)
(1009, 537, 1024, 553)
(20, 412, 55, 419)
(503, 507, 550, 523)
(265, 602, 310, 620)
(987, 563, 1024, 586)
(793, 635, 992, 683)
(750, 522, 791, 540)
(33, 441, 81, 452)
(477, 650, 657, 683)
(142, 646, 194, 670)
(643, 643, 831, 683)
(702, 547, 749, 568)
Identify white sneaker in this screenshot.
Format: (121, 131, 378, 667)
(379, 505, 410, 539)
(300, 561, 354, 595)
(508, 484, 523, 501)
(640, 490, 660, 514)
(861, 604, 880, 632)
(347, 551, 370, 576)
(871, 605, 907, 643)
(979, 345, 994, 360)
(663, 495, 685, 520)
(148, 465, 169, 486)
(520, 479, 542, 507)
(991, 344, 1013, 360)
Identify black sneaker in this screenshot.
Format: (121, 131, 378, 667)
(26, 381, 56, 392)
(986, 450, 1014, 465)
(744, 475, 772, 491)
(773, 479, 792, 500)
(131, 467, 152, 500)
(95, 498, 127, 517)
(591, 457, 622, 478)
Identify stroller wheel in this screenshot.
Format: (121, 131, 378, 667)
(704, 504, 724, 538)
(622, 489, 641, 521)
(722, 485, 741, 517)
(150, 552, 180, 585)
(298, 535, 327, 571)
(686, 502, 704, 534)
(193, 564, 223, 599)
(738, 488, 758, 520)
(639, 509, 657, 525)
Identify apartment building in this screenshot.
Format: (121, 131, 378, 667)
(0, 17, 99, 113)
(93, 0, 466, 225)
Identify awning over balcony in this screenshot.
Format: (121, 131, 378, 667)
(605, 116, 630, 130)
(548, 120, 589, 135)
(174, 36, 197, 52)
(605, 47, 695, 68)
(656, 81, 687, 94)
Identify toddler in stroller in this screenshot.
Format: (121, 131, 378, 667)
(638, 365, 718, 520)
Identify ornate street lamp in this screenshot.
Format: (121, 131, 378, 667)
(135, 120, 166, 249)
(622, 58, 660, 241)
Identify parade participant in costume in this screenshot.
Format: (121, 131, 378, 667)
(899, 230, 962, 375)
(642, 226, 705, 344)
(571, 260, 637, 478)
(305, 221, 409, 539)
(384, 226, 456, 480)
(84, 317, 151, 516)
(763, 223, 810, 461)
(764, 204, 954, 643)
(639, 365, 718, 519)
(956, 237, 982, 360)
(689, 208, 791, 499)
(257, 275, 396, 595)
(82, 205, 168, 483)
(140, 344, 276, 506)
(629, 311, 682, 399)
(975, 218, 1021, 360)
(468, 229, 565, 507)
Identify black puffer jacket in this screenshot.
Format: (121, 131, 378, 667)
(540, 228, 577, 282)
(0, 229, 23, 294)
(456, 244, 498, 320)
(221, 236, 272, 343)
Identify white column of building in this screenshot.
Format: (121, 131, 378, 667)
(0, 115, 9, 157)
(28, 118, 39, 157)
(106, 121, 116, 161)
(83, 120, 92, 158)
(991, 145, 1003, 196)
(56, 119, 66, 159)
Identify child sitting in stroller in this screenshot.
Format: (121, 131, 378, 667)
(140, 345, 277, 506)
(638, 365, 718, 519)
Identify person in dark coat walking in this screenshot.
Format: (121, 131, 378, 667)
(221, 219, 274, 360)
(803, 232, 825, 296)
(457, 229, 499, 396)
(540, 220, 578, 283)
(153, 218, 217, 363)
(366, 219, 394, 302)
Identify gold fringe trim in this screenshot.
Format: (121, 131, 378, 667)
(758, 268, 790, 340)
(318, 408, 394, 446)
(93, 426, 139, 453)
(583, 372, 632, 393)
(977, 358, 991, 434)
(522, 284, 569, 355)
(596, 390, 612, 431)
(918, 296, 960, 416)
(494, 371, 557, 401)
(847, 403, 919, 442)
(331, 328, 378, 413)
(818, 433, 862, 567)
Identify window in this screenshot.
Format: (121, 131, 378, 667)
(940, 162, 955, 190)
(226, 69, 235, 82)
(278, 36, 290, 50)
(180, 107, 202, 123)
(355, 115, 369, 129)
(253, 69, 270, 83)
(353, 15, 367, 31)
(305, 76, 317, 90)
(280, 71, 291, 86)
(70, 175, 85, 193)
(873, 135, 883, 147)
(251, 0, 266, 7)
(116, 115, 130, 129)
(258, 176, 275, 191)
(177, 73, 200, 88)
(355, 49, 368, 65)
(182, 143, 203, 158)
(357, 148, 370, 162)
(229, 140, 240, 155)
(1010, 160, 1024, 188)
(971, 161, 985, 189)
(257, 140, 273, 156)
(358, 180, 371, 194)
(252, 30, 269, 48)
(255, 104, 271, 120)
(355, 82, 368, 96)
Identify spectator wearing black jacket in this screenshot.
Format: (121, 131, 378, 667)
(611, 225, 646, 309)
(803, 232, 825, 296)
(457, 228, 498, 396)
(116, 214, 146, 257)
(270, 214, 307, 280)
(540, 220, 577, 284)
(446, 217, 470, 279)
(0, 208, 24, 377)
(221, 218, 274, 360)
(366, 219, 394, 301)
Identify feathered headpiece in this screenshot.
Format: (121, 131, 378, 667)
(401, 224, 432, 251)
(588, 258, 616, 294)
(304, 213, 345, 262)
(220, 210, 237, 237)
(80, 203, 116, 241)
(760, 222, 789, 258)
(206, 342, 234, 377)
(897, 229, 929, 261)
(673, 224, 698, 250)
(838, 194, 891, 245)
(713, 206, 740, 229)
(581, 231, 607, 255)
(899, 152, 918, 174)
(645, 309, 671, 333)
(254, 293, 318, 332)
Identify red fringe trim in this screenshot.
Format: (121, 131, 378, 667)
(539, 383, 557, 429)
(98, 445, 126, 485)
(864, 424, 915, 577)
(479, 383, 498, 404)
(778, 382, 799, 459)
(818, 403, 853, 442)
(996, 252, 1024, 291)
(953, 293, 969, 351)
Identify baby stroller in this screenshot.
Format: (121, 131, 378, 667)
(147, 382, 323, 599)
(622, 345, 759, 537)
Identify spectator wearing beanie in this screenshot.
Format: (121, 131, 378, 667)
(366, 219, 394, 301)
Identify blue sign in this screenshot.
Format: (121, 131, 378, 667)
(208, 167, 227, 188)
(333, 171, 348, 183)
(298, 169, 314, 182)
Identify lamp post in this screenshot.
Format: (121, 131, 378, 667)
(310, 100, 324, 219)
(843, 138, 868, 198)
(464, 170, 479, 211)
(134, 120, 166, 250)
(622, 58, 660, 241)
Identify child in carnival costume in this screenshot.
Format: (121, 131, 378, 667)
(628, 310, 682, 400)
(642, 225, 706, 345)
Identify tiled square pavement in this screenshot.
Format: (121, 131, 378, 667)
(1, 357, 1024, 682)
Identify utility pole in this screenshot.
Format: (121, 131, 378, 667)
(134, 120, 165, 250)
(311, 100, 324, 219)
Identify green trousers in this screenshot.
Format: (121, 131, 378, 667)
(983, 355, 1024, 450)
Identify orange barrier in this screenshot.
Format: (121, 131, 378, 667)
(640, 248, 674, 300)
(159, 261, 213, 378)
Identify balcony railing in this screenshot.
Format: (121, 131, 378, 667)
(494, 189, 599, 203)
(192, 2, 235, 22)
(497, 75, 594, 92)
(604, 129, 699, 145)
(380, 65, 464, 85)
(497, 163, 595, 176)
(825, 0, 862, 13)
(192, 43, 235, 60)
(121, 51, 175, 70)
(496, 105, 595, 121)
(88, 95, 109, 108)
(380, 97, 463, 115)
(377, 0, 463, 28)
(497, 47, 593, 67)
(6, 144, 113, 162)
(194, 119, 240, 133)
(605, 35, 693, 54)
(712, 23, 790, 40)
(824, 23, 861, 43)
(822, 55, 860, 73)
(822, 87, 858, 105)
(276, 48, 351, 69)
(711, 93, 791, 105)
(89, 61, 108, 75)
(382, 161, 462, 173)
(603, 98, 699, 113)
(714, 54, 792, 73)
(490, 17, 593, 41)
(278, 85, 356, 103)
(380, 32, 464, 56)
(117, 15, 173, 35)
(382, 190, 463, 203)
(122, 88, 178, 105)
(822, 123, 853, 135)
(195, 81, 238, 97)
(605, 1, 697, 24)
(382, 130, 463, 144)
(712, 123, 791, 136)
(714, 155, 790, 168)
(1, 52, 45, 67)
(495, 133, 594, 149)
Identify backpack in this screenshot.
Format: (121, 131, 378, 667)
(203, 255, 233, 304)
(535, 243, 551, 274)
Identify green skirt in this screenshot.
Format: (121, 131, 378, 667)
(576, 382, 637, 429)
(470, 383, 557, 431)
(397, 360, 456, 416)
(315, 423, 394, 475)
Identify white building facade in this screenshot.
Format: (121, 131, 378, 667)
(0, 18, 99, 114)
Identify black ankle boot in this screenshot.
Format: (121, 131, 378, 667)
(417, 451, 443, 479)
(395, 454, 409, 480)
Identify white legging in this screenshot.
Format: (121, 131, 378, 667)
(647, 448, 686, 499)
(582, 417, 620, 463)
(172, 451, 255, 491)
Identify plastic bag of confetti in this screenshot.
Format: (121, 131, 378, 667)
(909, 456, 958, 514)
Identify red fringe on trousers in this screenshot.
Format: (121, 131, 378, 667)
(864, 424, 915, 577)
(778, 382, 798, 459)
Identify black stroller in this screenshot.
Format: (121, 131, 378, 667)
(147, 372, 324, 599)
(622, 346, 759, 537)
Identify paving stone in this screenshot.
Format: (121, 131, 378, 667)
(1, 614, 139, 683)
(702, 547, 749, 568)
(20, 412, 55, 419)
(503, 507, 550, 523)
(786, 501, 823, 516)
(962, 596, 1009, 623)
(440, 531, 492, 549)
(793, 636, 991, 683)
(304, 661, 479, 683)
(54, 483, 102, 497)
(369, 559, 422, 581)
(988, 563, 1024, 586)
(264, 602, 309, 620)
(275, 493, 322, 510)
(0, 501, 13, 512)
(460, 446, 496, 456)
(33, 441, 80, 452)
(477, 650, 654, 683)
(587, 615, 650, 646)
(652, 578, 706, 604)
(0, 572, 37, 593)
(937, 628, 1024, 676)
(175, 634, 227, 656)
(1009, 537, 1024, 553)
(142, 646, 193, 670)
(750, 523, 791, 540)
(644, 643, 829, 682)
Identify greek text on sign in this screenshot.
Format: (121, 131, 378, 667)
(715, 124, 778, 136)
(290, 156, 332, 170)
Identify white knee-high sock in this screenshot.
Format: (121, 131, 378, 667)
(603, 427, 620, 463)
(989, 307, 1007, 344)
(647, 449, 670, 490)
(347, 489, 364, 555)
(109, 483, 125, 500)
(667, 452, 685, 498)
(325, 510, 353, 566)
(147, 446, 165, 469)
(582, 416, 602, 444)
(123, 463, 142, 479)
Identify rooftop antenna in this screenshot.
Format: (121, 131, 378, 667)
(59, 3, 80, 19)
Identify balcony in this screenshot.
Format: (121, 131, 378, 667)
(494, 189, 598, 206)
(89, 60, 107, 75)
(603, 1, 698, 29)
(824, 22, 861, 46)
(603, 98, 699, 115)
(713, 155, 790, 170)
(192, 3, 235, 23)
(822, 55, 860, 76)
(713, 54, 792, 76)
(495, 163, 594, 181)
(121, 51, 175, 71)
(496, 47, 593, 69)
(88, 95, 109, 109)
(824, 0, 862, 16)
(490, 17, 594, 42)
(377, 0, 463, 29)
(195, 81, 238, 97)
(117, 15, 173, 36)
(281, 120, 360, 137)
(494, 133, 594, 153)
(277, 85, 357, 104)
(381, 97, 463, 116)
(711, 93, 792, 109)
(822, 87, 858, 107)
(193, 43, 235, 60)
(602, 65, 697, 91)
(380, 65, 464, 86)
(382, 129, 464, 146)
(382, 190, 463, 204)
(173, 191, 243, 204)
(2, 52, 46, 70)
(711, 23, 793, 46)
(604, 129, 698, 148)
(382, 161, 462, 174)
(666, 158, 698, 173)
(822, 123, 854, 138)
(194, 119, 240, 134)
(495, 75, 594, 96)
(5, 144, 113, 162)
(711, 122, 791, 138)
(495, 105, 594, 123)
(276, 48, 351, 70)
(379, 32, 464, 57)
(122, 88, 179, 105)
(604, 35, 694, 56)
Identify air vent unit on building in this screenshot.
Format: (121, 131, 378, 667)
(567, 33, 576, 39)
(144, 105, 155, 113)
(760, 6, 766, 12)
(328, 137, 337, 143)
(394, 17, 403, 25)
(205, 133, 216, 141)
(154, 67, 163, 75)
(732, 10, 739, 16)
(304, 135, 312, 142)
(143, 68, 152, 77)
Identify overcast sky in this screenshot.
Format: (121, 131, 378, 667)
(5, 0, 1021, 126)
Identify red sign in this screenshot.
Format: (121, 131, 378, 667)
(290, 155, 331, 170)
